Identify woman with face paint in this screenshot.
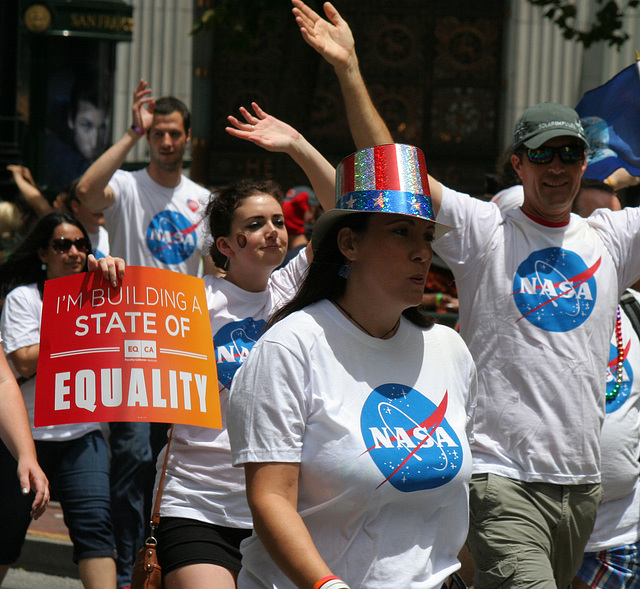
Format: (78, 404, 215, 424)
(152, 104, 336, 589)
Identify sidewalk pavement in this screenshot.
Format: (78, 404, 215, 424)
(15, 501, 77, 579)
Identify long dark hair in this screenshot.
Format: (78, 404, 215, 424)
(205, 178, 284, 269)
(0, 211, 91, 300)
(267, 212, 435, 330)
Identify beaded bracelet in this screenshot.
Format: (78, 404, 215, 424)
(130, 124, 145, 135)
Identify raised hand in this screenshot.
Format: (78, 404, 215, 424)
(131, 79, 155, 133)
(607, 167, 640, 190)
(7, 165, 36, 187)
(226, 102, 301, 154)
(292, 0, 356, 71)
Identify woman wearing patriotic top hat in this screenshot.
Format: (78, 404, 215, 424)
(228, 144, 477, 589)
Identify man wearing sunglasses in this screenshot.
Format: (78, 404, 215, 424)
(291, 2, 640, 588)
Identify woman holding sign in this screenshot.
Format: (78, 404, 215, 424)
(152, 104, 335, 589)
(227, 145, 476, 589)
(0, 210, 124, 589)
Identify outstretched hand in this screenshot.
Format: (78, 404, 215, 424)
(88, 254, 126, 288)
(292, 0, 356, 70)
(226, 103, 301, 154)
(131, 79, 155, 133)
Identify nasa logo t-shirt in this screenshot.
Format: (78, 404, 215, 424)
(361, 385, 464, 492)
(146, 210, 200, 265)
(106, 168, 209, 275)
(513, 247, 599, 331)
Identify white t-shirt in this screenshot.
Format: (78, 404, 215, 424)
(434, 186, 640, 484)
(158, 251, 309, 528)
(106, 168, 210, 275)
(229, 300, 477, 589)
(584, 289, 640, 551)
(90, 225, 110, 259)
(0, 283, 99, 441)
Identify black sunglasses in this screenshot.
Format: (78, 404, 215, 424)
(50, 237, 91, 254)
(525, 145, 585, 165)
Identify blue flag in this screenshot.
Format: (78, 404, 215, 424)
(575, 62, 640, 180)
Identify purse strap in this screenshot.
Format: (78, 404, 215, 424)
(149, 424, 174, 535)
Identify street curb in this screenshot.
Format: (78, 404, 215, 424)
(16, 534, 77, 579)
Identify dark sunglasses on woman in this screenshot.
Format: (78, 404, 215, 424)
(50, 237, 91, 254)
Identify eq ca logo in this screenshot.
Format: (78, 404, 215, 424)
(124, 340, 157, 359)
(146, 211, 199, 265)
(605, 339, 633, 413)
(360, 383, 463, 492)
(214, 318, 266, 389)
(513, 247, 600, 332)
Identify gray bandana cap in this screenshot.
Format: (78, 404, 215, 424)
(513, 102, 588, 150)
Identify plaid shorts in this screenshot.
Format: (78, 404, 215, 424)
(575, 542, 640, 588)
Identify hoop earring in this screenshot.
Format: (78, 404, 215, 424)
(223, 256, 230, 271)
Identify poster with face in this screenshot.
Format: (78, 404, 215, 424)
(43, 37, 114, 192)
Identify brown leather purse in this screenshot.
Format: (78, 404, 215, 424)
(131, 425, 174, 589)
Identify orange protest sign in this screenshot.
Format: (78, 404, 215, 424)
(35, 266, 220, 429)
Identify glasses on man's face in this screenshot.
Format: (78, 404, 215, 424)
(524, 145, 585, 165)
(50, 237, 90, 254)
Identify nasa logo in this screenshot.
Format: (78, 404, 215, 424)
(146, 211, 199, 265)
(513, 247, 600, 332)
(213, 318, 265, 389)
(605, 339, 633, 413)
(360, 383, 463, 492)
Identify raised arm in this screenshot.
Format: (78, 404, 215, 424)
(291, 0, 443, 212)
(226, 102, 335, 214)
(6, 165, 53, 218)
(0, 348, 49, 519)
(292, 0, 391, 150)
(76, 79, 155, 213)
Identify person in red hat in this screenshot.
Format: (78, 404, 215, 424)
(281, 186, 322, 265)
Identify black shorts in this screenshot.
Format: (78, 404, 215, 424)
(156, 516, 252, 575)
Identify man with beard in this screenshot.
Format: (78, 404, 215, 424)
(76, 80, 211, 589)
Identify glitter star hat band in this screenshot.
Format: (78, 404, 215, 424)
(312, 143, 453, 251)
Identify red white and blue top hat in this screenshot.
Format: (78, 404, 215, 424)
(312, 143, 453, 250)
